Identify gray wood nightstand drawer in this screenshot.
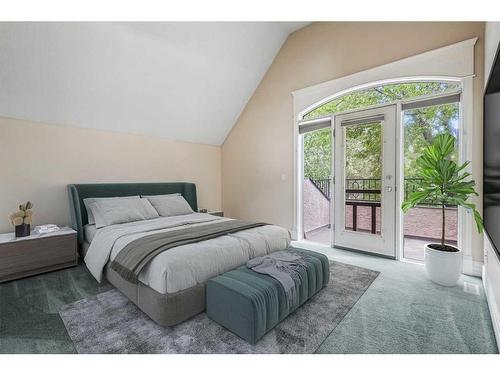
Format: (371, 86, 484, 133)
(0, 231, 77, 283)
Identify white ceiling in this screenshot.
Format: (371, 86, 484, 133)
(0, 22, 306, 145)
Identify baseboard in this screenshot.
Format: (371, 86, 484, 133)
(483, 265, 500, 348)
(462, 255, 483, 277)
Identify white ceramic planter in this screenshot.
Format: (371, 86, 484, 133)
(424, 244, 462, 286)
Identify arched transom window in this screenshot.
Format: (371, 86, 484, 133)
(303, 81, 460, 120)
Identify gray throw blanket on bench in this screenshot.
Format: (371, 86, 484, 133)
(247, 251, 308, 309)
(110, 220, 267, 283)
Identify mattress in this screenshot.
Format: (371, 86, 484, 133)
(84, 213, 291, 295)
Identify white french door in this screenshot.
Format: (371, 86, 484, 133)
(333, 105, 396, 257)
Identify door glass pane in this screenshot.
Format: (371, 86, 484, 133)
(344, 122, 382, 235)
(403, 102, 459, 261)
(302, 127, 332, 245)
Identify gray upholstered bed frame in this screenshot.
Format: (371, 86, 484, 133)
(68, 182, 198, 247)
(67, 182, 203, 326)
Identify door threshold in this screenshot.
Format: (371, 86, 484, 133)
(334, 245, 396, 260)
(400, 257, 424, 266)
(296, 240, 397, 260)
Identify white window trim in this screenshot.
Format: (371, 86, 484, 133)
(292, 38, 478, 274)
(297, 88, 462, 131)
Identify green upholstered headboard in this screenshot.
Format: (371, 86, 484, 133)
(67, 182, 198, 245)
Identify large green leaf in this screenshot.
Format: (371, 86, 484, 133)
(434, 132, 455, 157)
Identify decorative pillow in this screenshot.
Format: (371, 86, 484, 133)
(143, 194, 194, 217)
(89, 198, 160, 228)
(83, 196, 140, 225)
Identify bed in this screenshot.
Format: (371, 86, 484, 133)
(67, 182, 290, 326)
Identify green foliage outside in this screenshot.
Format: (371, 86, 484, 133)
(303, 82, 460, 182)
(345, 123, 381, 179)
(303, 128, 332, 180)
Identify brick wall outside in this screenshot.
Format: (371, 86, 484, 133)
(343, 205, 457, 241)
(303, 179, 457, 241)
(403, 206, 457, 241)
(303, 179, 330, 232)
(345, 205, 381, 233)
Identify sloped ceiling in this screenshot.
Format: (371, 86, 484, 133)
(0, 22, 307, 145)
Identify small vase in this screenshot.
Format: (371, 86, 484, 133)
(15, 223, 30, 238)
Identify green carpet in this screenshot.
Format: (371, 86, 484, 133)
(293, 242, 498, 354)
(0, 246, 497, 354)
(0, 262, 111, 353)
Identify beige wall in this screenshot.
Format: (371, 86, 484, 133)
(485, 22, 500, 86)
(0, 117, 222, 233)
(222, 22, 485, 260)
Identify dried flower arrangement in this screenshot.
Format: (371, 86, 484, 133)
(8, 201, 34, 226)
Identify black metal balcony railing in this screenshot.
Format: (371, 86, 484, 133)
(345, 178, 381, 202)
(308, 177, 382, 202)
(307, 177, 456, 235)
(308, 177, 454, 207)
(309, 178, 331, 200)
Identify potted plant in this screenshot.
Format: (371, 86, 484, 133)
(402, 133, 483, 286)
(8, 201, 34, 238)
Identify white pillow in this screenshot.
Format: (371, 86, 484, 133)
(89, 198, 159, 228)
(143, 194, 194, 217)
(83, 195, 140, 225)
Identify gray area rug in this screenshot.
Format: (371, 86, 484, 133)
(59, 261, 379, 353)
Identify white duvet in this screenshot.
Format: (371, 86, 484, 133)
(84, 213, 291, 294)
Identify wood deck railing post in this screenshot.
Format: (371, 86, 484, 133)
(352, 204, 357, 231)
(371, 205, 377, 234)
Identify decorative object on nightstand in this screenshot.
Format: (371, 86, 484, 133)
(198, 208, 224, 217)
(8, 201, 34, 238)
(34, 224, 60, 234)
(0, 227, 77, 283)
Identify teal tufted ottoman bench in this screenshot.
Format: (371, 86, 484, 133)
(206, 247, 330, 344)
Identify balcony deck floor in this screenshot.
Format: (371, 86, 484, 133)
(305, 227, 457, 262)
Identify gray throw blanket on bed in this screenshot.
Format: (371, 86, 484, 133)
(247, 251, 308, 308)
(110, 220, 267, 283)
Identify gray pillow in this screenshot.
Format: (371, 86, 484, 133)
(83, 195, 140, 225)
(89, 197, 159, 228)
(143, 194, 194, 217)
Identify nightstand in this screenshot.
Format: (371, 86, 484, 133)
(0, 227, 78, 283)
